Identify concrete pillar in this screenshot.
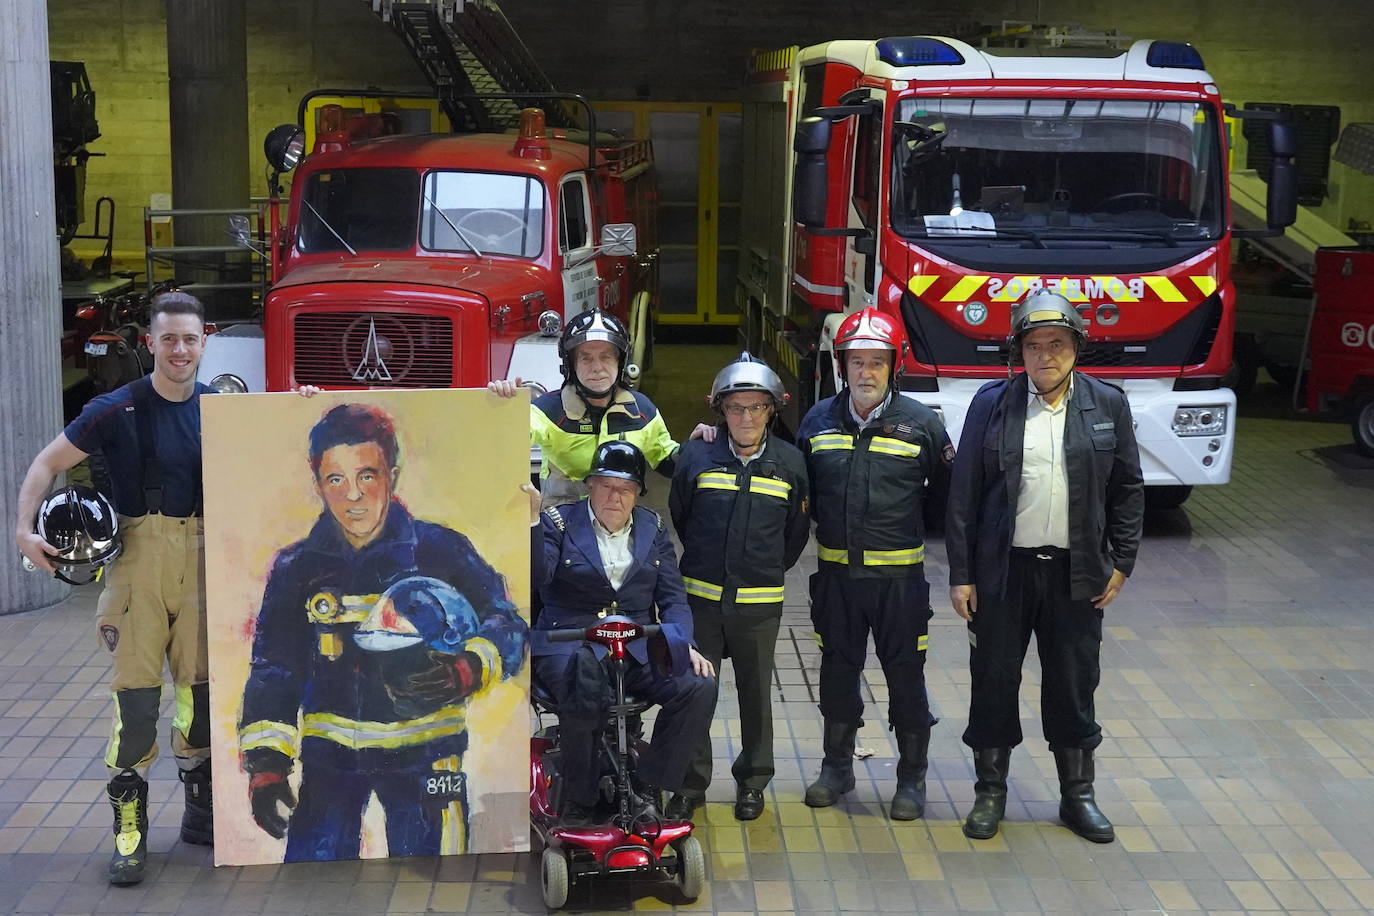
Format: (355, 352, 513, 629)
(165, 0, 251, 318)
(1, 1, 70, 613)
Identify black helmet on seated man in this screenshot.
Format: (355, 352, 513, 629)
(559, 309, 632, 398)
(586, 440, 647, 495)
(1007, 290, 1087, 360)
(33, 486, 122, 585)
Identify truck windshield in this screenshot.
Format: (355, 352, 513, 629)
(420, 171, 545, 258)
(890, 98, 1224, 245)
(298, 169, 419, 252)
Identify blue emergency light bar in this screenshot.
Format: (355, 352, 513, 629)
(1145, 41, 1206, 70)
(875, 37, 965, 67)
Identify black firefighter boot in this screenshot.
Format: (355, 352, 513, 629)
(889, 727, 931, 821)
(1054, 747, 1115, 843)
(804, 720, 859, 807)
(107, 769, 150, 886)
(179, 761, 214, 846)
(962, 747, 1012, 839)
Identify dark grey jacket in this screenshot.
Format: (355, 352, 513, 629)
(945, 372, 1144, 601)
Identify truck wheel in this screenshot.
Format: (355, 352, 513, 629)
(541, 847, 570, 909)
(1145, 485, 1192, 511)
(1352, 395, 1374, 459)
(675, 834, 705, 901)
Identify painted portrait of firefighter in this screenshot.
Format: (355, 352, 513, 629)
(235, 402, 528, 862)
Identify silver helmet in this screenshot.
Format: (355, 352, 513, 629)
(1007, 290, 1087, 350)
(708, 352, 787, 409)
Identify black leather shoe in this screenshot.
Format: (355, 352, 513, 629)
(734, 787, 765, 821)
(663, 794, 699, 820)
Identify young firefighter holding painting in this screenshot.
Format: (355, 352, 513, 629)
(238, 403, 527, 861)
(14, 292, 215, 886)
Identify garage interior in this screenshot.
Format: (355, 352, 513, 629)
(2, 0, 1374, 913)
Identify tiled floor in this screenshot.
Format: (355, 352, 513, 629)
(3, 404, 1374, 913)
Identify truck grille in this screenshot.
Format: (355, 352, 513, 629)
(292, 312, 453, 388)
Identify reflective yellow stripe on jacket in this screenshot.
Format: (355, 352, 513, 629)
(695, 472, 792, 500)
(683, 576, 785, 605)
(868, 436, 922, 458)
(817, 544, 926, 566)
(302, 705, 465, 750)
(809, 433, 854, 452)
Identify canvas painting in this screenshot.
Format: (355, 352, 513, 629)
(202, 388, 531, 866)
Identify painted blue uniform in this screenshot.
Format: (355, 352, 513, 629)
(240, 501, 527, 860)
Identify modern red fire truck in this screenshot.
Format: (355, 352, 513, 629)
(199, 96, 658, 400)
(738, 36, 1297, 506)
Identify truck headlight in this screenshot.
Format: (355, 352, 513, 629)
(1172, 404, 1227, 436)
(210, 373, 248, 394)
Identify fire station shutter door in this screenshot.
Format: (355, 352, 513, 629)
(651, 110, 702, 321)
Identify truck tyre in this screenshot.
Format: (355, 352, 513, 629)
(1144, 485, 1192, 511)
(1352, 395, 1374, 459)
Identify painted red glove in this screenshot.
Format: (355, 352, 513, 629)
(405, 649, 483, 705)
(248, 771, 296, 839)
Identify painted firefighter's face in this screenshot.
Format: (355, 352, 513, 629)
(316, 442, 399, 549)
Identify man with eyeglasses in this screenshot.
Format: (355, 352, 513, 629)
(946, 290, 1143, 844)
(667, 354, 809, 820)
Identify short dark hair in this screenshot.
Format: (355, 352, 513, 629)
(149, 290, 206, 327)
(308, 404, 400, 476)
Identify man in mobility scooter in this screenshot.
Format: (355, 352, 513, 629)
(528, 441, 716, 905)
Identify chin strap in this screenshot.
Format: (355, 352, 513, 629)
(573, 381, 616, 401)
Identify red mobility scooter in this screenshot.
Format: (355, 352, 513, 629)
(530, 616, 705, 909)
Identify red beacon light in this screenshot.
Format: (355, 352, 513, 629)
(513, 108, 552, 160)
(314, 103, 349, 154)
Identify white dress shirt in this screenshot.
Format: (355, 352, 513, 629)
(1012, 381, 1071, 549)
(589, 503, 634, 590)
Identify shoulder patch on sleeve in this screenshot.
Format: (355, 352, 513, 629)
(542, 505, 566, 531)
(637, 506, 665, 530)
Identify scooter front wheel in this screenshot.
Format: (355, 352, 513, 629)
(541, 846, 570, 909)
(675, 834, 705, 901)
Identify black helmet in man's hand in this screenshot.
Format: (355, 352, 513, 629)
(33, 486, 122, 585)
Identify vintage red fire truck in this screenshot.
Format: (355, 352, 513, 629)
(199, 98, 658, 400)
(738, 36, 1297, 507)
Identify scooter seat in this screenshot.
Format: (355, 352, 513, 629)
(530, 671, 650, 715)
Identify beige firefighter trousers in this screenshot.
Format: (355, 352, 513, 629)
(95, 513, 209, 770)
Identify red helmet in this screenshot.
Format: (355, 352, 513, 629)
(835, 308, 904, 353)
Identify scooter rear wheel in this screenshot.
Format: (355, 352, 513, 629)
(541, 846, 570, 909)
(675, 834, 705, 901)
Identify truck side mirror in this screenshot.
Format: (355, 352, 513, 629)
(794, 117, 832, 228)
(1266, 120, 1298, 230)
(600, 222, 637, 257)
